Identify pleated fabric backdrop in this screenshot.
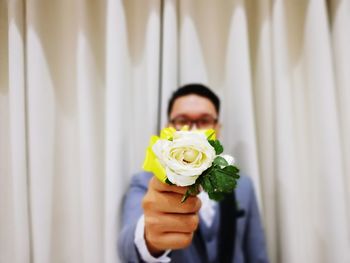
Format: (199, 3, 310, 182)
(0, 0, 349, 262)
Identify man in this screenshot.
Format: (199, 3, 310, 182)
(118, 84, 269, 263)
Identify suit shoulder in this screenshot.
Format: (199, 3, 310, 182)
(237, 174, 254, 192)
(235, 174, 256, 206)
(130, 171, 153, 189)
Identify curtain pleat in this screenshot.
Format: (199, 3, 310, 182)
(104, 1, 160, 263)
(1, 1, 30, 263)
(76, 1, 105, 262)
(330, 0, 350, 246)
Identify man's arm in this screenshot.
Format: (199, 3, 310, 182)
(118, 173, 149, 262)
(118, 172, 201, 262)
(142, 176, 201, 255)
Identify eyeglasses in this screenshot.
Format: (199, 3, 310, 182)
(170, 116, 218, 130)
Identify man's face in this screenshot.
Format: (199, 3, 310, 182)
(168, 94, 221, 136)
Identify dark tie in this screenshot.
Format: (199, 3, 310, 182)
(193, 191, 242, 263)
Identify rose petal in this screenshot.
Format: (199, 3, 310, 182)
(166, 167, 199, 186)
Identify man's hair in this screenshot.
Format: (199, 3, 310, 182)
(167, 83, 220, 117)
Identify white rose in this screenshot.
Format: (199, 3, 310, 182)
(152, 130, 216, 186)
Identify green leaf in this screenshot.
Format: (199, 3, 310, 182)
(220, 165, 240, 179)
(209, 170, 237, 193)
(223, 165, 240, 174)
(208, 192, 225, 201)
(222, 165, 234, 174)
(165, 178, 175, 185)
(181, 191, 190, 203)
(208, 140, 224, 155)
(197, 155, 240, 202)
(199, 165, 214, 178)
(188, 184, 200, 195)
(201, 175, 214, 193)
(213, 156, 228, 167)
(181, 184, 200, 203)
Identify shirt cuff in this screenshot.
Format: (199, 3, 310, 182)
(134, 215, 171, 263)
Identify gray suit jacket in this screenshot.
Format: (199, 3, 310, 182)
(118, 172, 269, 263)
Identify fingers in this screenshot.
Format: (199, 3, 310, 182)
(144, 212, 199, 234)
(145, 232, 194, 251)
(143, 190, 201, 214)
(150, 176, 188, 195)
(142, 176, 202, 253)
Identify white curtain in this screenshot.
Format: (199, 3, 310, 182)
(0, 0, 349, 263)
(1, 0, 160, 262)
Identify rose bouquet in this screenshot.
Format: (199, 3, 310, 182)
(143, 127, 240, 202)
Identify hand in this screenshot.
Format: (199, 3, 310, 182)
(142, 177, 202, 256)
